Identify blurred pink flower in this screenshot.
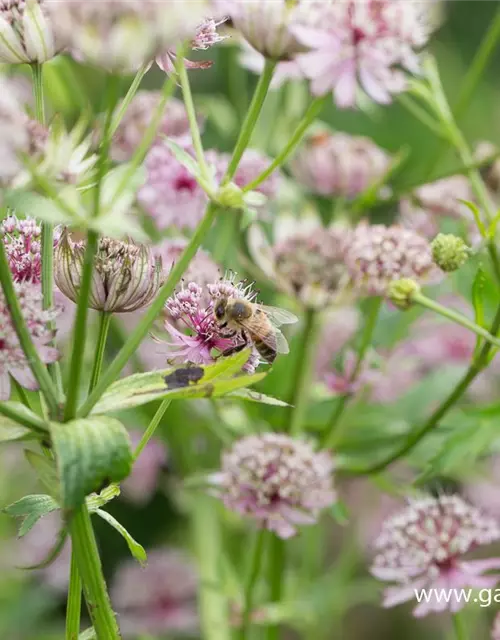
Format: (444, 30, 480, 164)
(315, 306, 360, 379)
(110, 94, 196, 162)
(0, 282, 59, 400)
(465, 457, 500, 522)
(211, 433, 336, 539)
(290, 131, 391, 198)
(344, 222, 437, 296)
(239, 42, 304, 89)
(371, 494, 500, 617)
(122, 431, 167, 506)
(111, 548, 198, 637)
(293, 0, 432, 108)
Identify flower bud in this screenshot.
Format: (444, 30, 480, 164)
(387, 278, 420, 310)
(216, 182, 245, 209)
(431, 233, 470, 272)
(55, 231, 163, 313)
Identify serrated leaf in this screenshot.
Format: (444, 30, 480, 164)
(25, 450, 59, 498)
(50, 417, 132, 510)
(227, 388, 289, 407)
(3, 494, 59, 537)
(91, 352, 267, 415)
(86, 484, 121, 512)
(94, 509, 147, 566)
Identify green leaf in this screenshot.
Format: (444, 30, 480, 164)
(329, 500, 350, 526)
(25, 450, 59, 498)
(227, 388, 289, 407)
(50, 417, 132, 510)
(3, 494, 59, 537)
(79, 629, 96, 640)
(0, 419, 34, 443)
(91, 352, 267, 415)
(86, 484, 121, 512)
(0, 401, 49, 434)
(163, 138, 201, 178)
(94, 509, 147, 566)
(5, 190, 72, 225)
(460, 199, 487, 237)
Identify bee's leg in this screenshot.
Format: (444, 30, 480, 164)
(221, 331, 250, 357)
(220, 329, 238, 338)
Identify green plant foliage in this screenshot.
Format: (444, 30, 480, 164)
(3, 494, 59, 537)
(94, 509, 147, 566)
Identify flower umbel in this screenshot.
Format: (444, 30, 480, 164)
(211, 433, 336, 539)
(54, 231, 163, 313)
(1, 215, 42, 284)
(371, 494, 500, 617)
(0, 281, 58, 399)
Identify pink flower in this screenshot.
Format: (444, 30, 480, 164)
(110, 93, 196, 162)
(292, 0, 432, 108)
(0, 282, 59, 400)
(121, 431, 167, 506)
(211, 433, 336, 539)
(344, 222, 437, 296)
(315, 306, 360, 379)
(111, 548, 198, 637)
(371, 494, 500, 617)
(290, 130, 391, 198)
(239, 42, 304, 89)
(1, 215, 42, 284)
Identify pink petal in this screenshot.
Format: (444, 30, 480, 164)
(0, 372, 11, 400)
(11, 366, 38, 391)
(460, 558, 500, 575)
(334, 67, 358, 108)
(291, 26, 339, 50)
(358, 66, 392, 104)
(382, 581, 425, 608)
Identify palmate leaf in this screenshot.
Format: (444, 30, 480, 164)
(3, 494, 59, 537)
(91, 351, 268, 415)
(50, 417, 132, 510)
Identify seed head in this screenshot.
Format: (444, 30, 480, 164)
(431, 233, 470, 272)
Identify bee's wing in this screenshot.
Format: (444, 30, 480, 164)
(258, 305, 299, 326)
(237, 317, 290, 355)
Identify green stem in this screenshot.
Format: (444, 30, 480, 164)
(176, 57, 210, 183)
(63, 231, 99, 421)
(191, 496, 231, 640)
(78, 202, 218, 418)
(0, 240, 59, 417)
(243, 95, 327, 193)
(413, 291, 500, 348)
(69, 505, 120, 639)
(396, 94, 445, 138)
(223, 60, 277, 183)
(350, 301, 500, 475)
(266, 534, 285, 640)
(0, 400, 48, 434)
(452, 612, 469, 640)
(88, 313, 111, 394)
(65, 551, 82, 640)
(239, 530, 266, 640)
(288, 309, 321, 436)
(322, 298, 382, 449)
(31, 63, 46, 124)
(109, 64, 149, 138)
(133, 399, 171, 461)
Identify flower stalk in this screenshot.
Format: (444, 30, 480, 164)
(88, 312, 111, 393)
(133, 399, 172, 461)
(266, 534, 285, 640)
(65, 551, 82, 640)
(238, 530, 266, 640)
(453, 613, 469, 640)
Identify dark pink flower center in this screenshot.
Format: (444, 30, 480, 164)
(175, 174, 198, 193)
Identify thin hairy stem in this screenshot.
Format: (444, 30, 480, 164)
(133, 399, 171, 461)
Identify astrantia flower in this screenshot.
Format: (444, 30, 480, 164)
(399, 176, 475, 240)
(315, 307, 360, 380)
(248, 211, 351, 308)
(111, 548, 198, 637)
(290, 131, 391, 198)
(122, 431, 167, 506)
(0, 282, 58, 399)
(0, 0, 61, 63)
(161, 276, 257, 366)
(371, 494, 500, 617)
(50, 0, 208, 72)
(1, 215, 42, 284)
(157, 17, 227, 75)
(292, 0, 433, 108)
(54, 231, 162, 313)
(344, 222, 437, 296)
(110, 94, 195, 162)
(211, 433, 336, 539)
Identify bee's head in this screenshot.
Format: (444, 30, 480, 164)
(214, 298, 227, 323)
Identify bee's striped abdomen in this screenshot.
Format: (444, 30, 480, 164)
(252, 333, 277, 363)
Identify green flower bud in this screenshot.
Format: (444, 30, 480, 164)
(216, 182, 245, 209)
(387, 278, 421, 310)
(431, 233, 470, 272)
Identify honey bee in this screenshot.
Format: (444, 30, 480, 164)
(213, 297, 298, 363)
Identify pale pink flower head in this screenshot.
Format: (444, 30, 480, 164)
(122, 431, 167, 506)
(211, 433, 336, 539)
(50, 0, 208, 72)
(160, 275, 259, 369)
(292, 0, 433, 108)
(1, 215, 42, 284)
(110, 94, 196, 163)
(315, 306, 360, 380)
(371, 494, 500, 617)
(344, 222, 437, 296)
(55, 232, 163, 313)
(291, 130, 391, 198)
(111, 548, 198, 637)
(0, 0, 62, 64)
(0, 281, 58, 400)
(399, 175, 476, 240)
(138, 141, 209, 231)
